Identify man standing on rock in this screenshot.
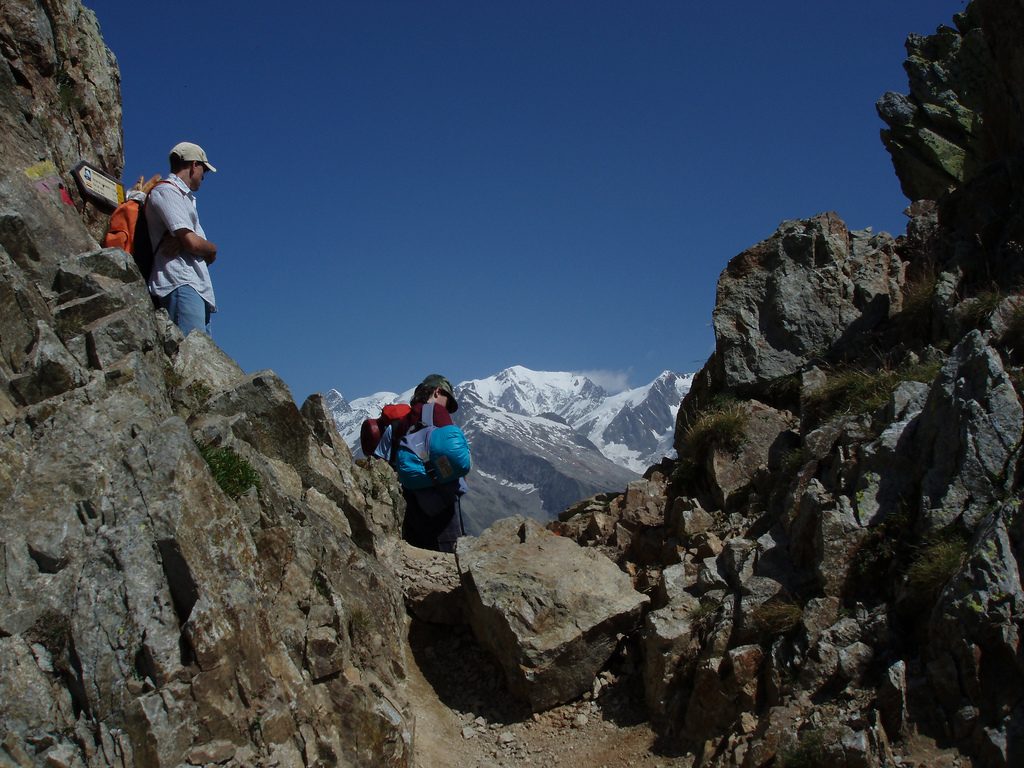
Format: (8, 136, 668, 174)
(374, 375, 467, 552)
(146, 142, 218, 337)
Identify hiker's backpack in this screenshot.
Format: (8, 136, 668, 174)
(359, 403, 412, 457)
(102, 178, 179, 285)
(103, 195, 155, 281)
(395, 404, 471, 490)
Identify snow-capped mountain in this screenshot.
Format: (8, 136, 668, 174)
(458, 367, 693, 473)
(326, 366, 691, 534)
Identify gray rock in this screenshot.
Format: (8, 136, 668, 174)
(916, 332, 1022, 530)
(642, 595, 703, 723)
(878, 660, 908, 739)
(705, 401, 797, 508)
(456, 516, 648, 711)
(173, 329, 245, 391)
(712, 213, 904, 390)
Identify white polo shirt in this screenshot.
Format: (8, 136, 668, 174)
(146, 174, 217, 311)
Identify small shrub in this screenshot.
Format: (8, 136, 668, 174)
(26, 610, 75, 676)
(906, 537, 967, 600)
(778, 448, 806, 482)
(781, 729, 828, 768)
(188, 379, 212, 403)
(851, 508, 910, 578)
(196, 442, 262, 499)
(750, 599, 803, 637)
(163, 363, 184, 390)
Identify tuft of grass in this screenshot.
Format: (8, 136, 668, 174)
(684, 400, 748, 459)
(898, 266, 939, 338)
(351, 608, 371, 632)
(196, 442, 262, 499)
(906, 537, 967, 600)
(750, 599, 803, 637)
(687, 599, 720, 630)
(959, 285, 1008, 330)
(763, 374, 802, 409)
(802, 361, 942, 431)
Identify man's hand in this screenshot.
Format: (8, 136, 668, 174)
(173, 228, 218, 265)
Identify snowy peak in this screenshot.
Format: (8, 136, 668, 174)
(461, 366, 609, 422)
(324, 389, 351, 415)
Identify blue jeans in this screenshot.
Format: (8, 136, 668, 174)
(159, 285, 210, 337)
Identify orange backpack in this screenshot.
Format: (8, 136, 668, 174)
(101, 175, 176, 285)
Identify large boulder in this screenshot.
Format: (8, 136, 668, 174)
(457, 516, 648, 711)
(709, 213, 905, 392)
(923, 503, 1024, 767)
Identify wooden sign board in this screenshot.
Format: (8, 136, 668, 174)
(71, 161, 124, 211)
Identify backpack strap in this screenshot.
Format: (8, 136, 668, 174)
(397, 404, 443, 486)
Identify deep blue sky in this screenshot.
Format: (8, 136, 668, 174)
(83, 0, 967, 403)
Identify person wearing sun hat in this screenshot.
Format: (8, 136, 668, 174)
(373, 374, 468, 552)
(146, 141, 219, 337)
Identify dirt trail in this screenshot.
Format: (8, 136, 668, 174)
(404, 620, 696, 768)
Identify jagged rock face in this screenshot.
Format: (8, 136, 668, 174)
(0, 0, 122, 256)
(0, 4, 418, 764)
(0, 250, 417, 766)
(878, 0, 1024, 203)
(705, 212, 904, 395)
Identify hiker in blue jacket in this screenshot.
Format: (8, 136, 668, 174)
(374, 374, 466, 552)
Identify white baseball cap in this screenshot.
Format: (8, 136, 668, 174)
(169, 142, 216, 172)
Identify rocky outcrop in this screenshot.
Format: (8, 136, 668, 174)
(0, 4, 421, 766)
(0, 0, 122, 254)
(456, 516, 648, 712)
(0, 239, 418, 766)
(559, 197, 1023, 766)
(701, 212, 905, 396)
(878, 0, 1024, 204)
(4, 1, 1024, 767)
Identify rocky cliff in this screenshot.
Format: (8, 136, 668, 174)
(3, 0, 1024, 767)
(0, 3, 417, 766)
